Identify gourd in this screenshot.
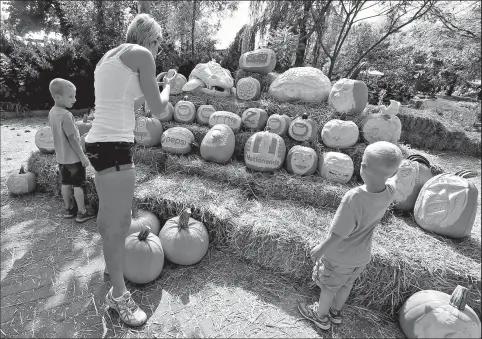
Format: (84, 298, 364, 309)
(236, 77, 261, 101)
(286, 143, 318, 176)
(161, 127, 195, 155)
(35, 126, 55, 154)
(7, 165, 36, 195)
(362, 100, 402, 144)
(288, 113, 317, 142)
(321, 119, 359, 149)
(319, 152, 354, 184)
(76, 114, 92, 136)
(174, 96, 196, 124)
(266, 114, 291, 136)
(399, 285, 481, 338)
(196, 105, 216, 125)
(239, 48, 277, 74)
(328, 78, 368, 117)
(127, 204, 161, 237)
(159, 208, 209, 266)
(134, 116, 163, 147)
(123, 225, 164, 284)
(209, 111, 242, 133)
(244, 128, 286, 172)
(241, 108, 268, 131)
(414, 171, 478, 239)
(200, 124, 235, 164)
(146, 102, 174, 122)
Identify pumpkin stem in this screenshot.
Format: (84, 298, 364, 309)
(19, 165, 26, 174)
(178, 208, 191, 229)
(449, 285, 468, 310)
(302, 113, 308, 119)
(138, 225, 151, 241)
(184, 95, 189, 101)
(83, 114, 88, 123)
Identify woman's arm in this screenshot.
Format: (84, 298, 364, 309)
(134, 96, 145, 110)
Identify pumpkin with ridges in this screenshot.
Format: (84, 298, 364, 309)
(288, 113, 317, 142)
(35, 126, 55, 154)
(319, 152, 354, 184)
(244, 128, 286, 172)
(196, 105, 216, 125)
(200, 124, 235, 164)
(209, 111, 242, 133)
(134, 116, 163, 147)
(236, 77, 261, 101)
(361, 100, 402, 144)
(286, 143, 318, 176)
(7, 166, 36, 195)
(161, 127, 195, 155)
(321, 119, 359, 149)
(174, 96, 196, 124)
(239, 48, 277, 74)
(241, 108, 268, 131)
(267, 114, 291, 136)
(328, 78, 368, 117)
(127, 204, 161, 236)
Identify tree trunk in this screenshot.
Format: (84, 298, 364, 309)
(138, 1, 150, 14)
(191, 0, 196, 60)
(295, 1, 313, 66)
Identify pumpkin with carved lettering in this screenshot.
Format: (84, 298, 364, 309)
(35, 126, 55, 154)
(134, 116, 163, 147)
(241, 108, 268, 131)
(244, 128, 286, 172)
(7, 165, 36, 195)
(196, 105, 216, 125)
(286, 143, 318, 176)
(200, 124, 235, 164)
(288, 113, 317, 142)
(267, 114, 291, 136)
(319, 152, 354, 184)
(321, 119, 359, 149)
(239, 48, 277, 74)
(161, 127, 195, 155)
(174, 96, 196, 124)
(209, 111, 242, 133)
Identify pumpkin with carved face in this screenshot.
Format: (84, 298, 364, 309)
(288, 113, 317, 142)
(267, 114, 291, 136)
(241, 108, 268, 131)
(319, 152, 354, 184)
(35, 126, 55, 154)
(362, 100, 402, 144)
(161, 127, 195, 155)
(244, 129, 286, 172)
(328, 78, 368, 117)
(7, 166, 36, 195)
(200, 124, 235, 164)
(286, 143, 318, 176)
(414, 172, 478, 239)
(196, 105, 216, 125)
(209, 111, 242, 133)
(134, 116, 163, 147)
(321, 119, 359, 149)
(174, 96, 196, 124)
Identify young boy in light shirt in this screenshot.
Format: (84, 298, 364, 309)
(298, 141, 403, 330)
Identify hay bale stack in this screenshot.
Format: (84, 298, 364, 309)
(234, 69, 279, 92)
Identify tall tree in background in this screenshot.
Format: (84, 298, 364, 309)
(138, 0, 151, 14)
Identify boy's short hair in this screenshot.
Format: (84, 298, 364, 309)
(363, 141, 402, 170)
(49, 78, 75, 98)
(125, 13, 162, 48)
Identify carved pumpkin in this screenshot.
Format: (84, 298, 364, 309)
(161, 127, 195, 155)
(134, 116, 163, 147)
(200, 124, 235, 164)
(196, 105, 216, 125)
(328, 78, 368, 117)
(146, 102, 174, 122)
(399, 285, 481, 338)
(286, 143, 318, 176)
(362, 100, 402, 144)
(244, 128, 286, 172)
(160, 72, 187, 95)
(174, 96, 196, 124)
(239, 48, 277, 74)
(321, 119, 359, 149)
(288, 113, 317, 142)
(35, 126, 55, 154)
(123, 226, 164, 284)
(159, 208, 209, 266)
(76, 114, 92, 136)
(414, 172, 478, 239)
(7, 165, 36, 195)
(267, 114, 291, 136)
(236, 77, 261, 101)
(241, 108, 268, 131)
(127, 205, 161, 237)
(319, 152, 354, 184)
(209, 111, 242, 133)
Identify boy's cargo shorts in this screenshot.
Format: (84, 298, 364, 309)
(59, 162, 86, 187)
(312, 259, 366, 292)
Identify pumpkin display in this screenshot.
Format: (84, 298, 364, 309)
(159, 208, 209, 266)
(209, 111, 242, 133)
(321, 119, 359, 149)
(236, 77, 261, 101)
(399, 285, 481, 338)
(362, 100, 402, 144)
(123, 226, 164, 284)
(35, 126, 55, 154)
(161, 127, 195, 155)
(7, 165, 36, 195)
(127, 205, 161, 237)
(196, 105, 216, 125)
(328, 78, 368, 117)
(239, 48, 277, 74)
(286, 143, 318, 176)
(266, 114, 291, 136)
(319, 152, 354, 184)
(414, 172, 478, 239)
(134, 116, 163, 147)
(76, 114, 92, 136)
(244, 128, 286, 172)
(200, 124, 235, 164)
(241, 108, 268, 131)
(288, 113, 317, 142)
(174, 96, 196, 124)
(146, 102, 174, 122)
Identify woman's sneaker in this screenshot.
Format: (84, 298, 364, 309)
(329, 308, 343, 324)
(297, 302, 331, 330)
(105, 287, 147, 327)
(76, 210, 96, 223)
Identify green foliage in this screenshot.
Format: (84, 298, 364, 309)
(265, 27, 298, 72)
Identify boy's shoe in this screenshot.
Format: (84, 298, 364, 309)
(76, 210, 96, 223)
(62, 198, 78, 218)
(329, 308, 343, 324)
(105, 287, 147, 327)
(298, 302, 331, 330)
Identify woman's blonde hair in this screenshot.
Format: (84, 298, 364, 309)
(125, 14, 162, 48)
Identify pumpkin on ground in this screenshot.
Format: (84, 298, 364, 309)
(286, 143, 318, 176)
(399, 285, 481, 338)
(35, 126, 55, 154)
(196, 105, 216, 125)
(134, 116, 163, 147)
(414, 171, 478, 239)
(127, 204, 161, 237)
(266, 114, 291, 136)
(239, 48, 277, 74)
(200, 124, 235, 164)
(288, 113, 317, 142)
(321, 119, 359, 149)
(328, 78, 368, 117)
(361, 100, 402, 144)
(241, 108, 268, 131)
(159, 208, 209, 266)
(319, 152, 354, 184)
(123, 226, 164, 284)
(146, 102, 174, 122)
(76, 114, 92, 136)
(161, 127, 195, 155)
(174, 96, 196, 124)
(236, 77, 261, 101)
(209, 111, 242, 133)
(244, 128, 286, 172)
(7, 165, 36, 195)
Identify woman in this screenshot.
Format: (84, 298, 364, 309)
(84, 14, 174, 327)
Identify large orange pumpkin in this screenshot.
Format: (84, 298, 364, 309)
(321, 119, 359, 149)
(200, 124, 235, 164)
(319, 152, 354, 184)
(161, 127, 195, 155)
(288, 113, 317, 142)
(196, 105, 216, 125)
(174, 96, 196, 124)
(244, 128, 286, 172)
(35, 126, 55, 154)
(209, 111, 242, 133)
(146, 102, 174, 122)
(127, 205, 161, 237)
(134, 116, 163, 147)
(361, 100, 402, 145)
(241, 108, 268, 131)
(266, 114, 291, 136)
(7, 165, 36, 195)
(286, 143, 318, 176)
(328, 78, 368, 117)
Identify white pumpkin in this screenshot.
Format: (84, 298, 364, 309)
(319, 152, 354, 184)
(209, 111, 242, 133)
(244, 129, 286, 172)
(174, 97, 196, 123)
(321, 119, 359, 149)
(161, 127, 195, 155)
(286, 143, 318, 176)
(35, 126, 55, 154)
(196, 105, 216, 125)
(241, 108, 268, 131)
(266, 114, 291, 136)
(362, 100, 402, 144)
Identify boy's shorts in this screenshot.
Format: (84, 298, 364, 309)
(312, 259, 366, 293)
(59, 162, 86, 187)
(85, 142, 134, 175)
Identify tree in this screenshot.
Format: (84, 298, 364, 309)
(138, 0, 150, 14)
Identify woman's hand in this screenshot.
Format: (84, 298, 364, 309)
(310, 243, 324, 263)
(162, 69, 177, 87)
